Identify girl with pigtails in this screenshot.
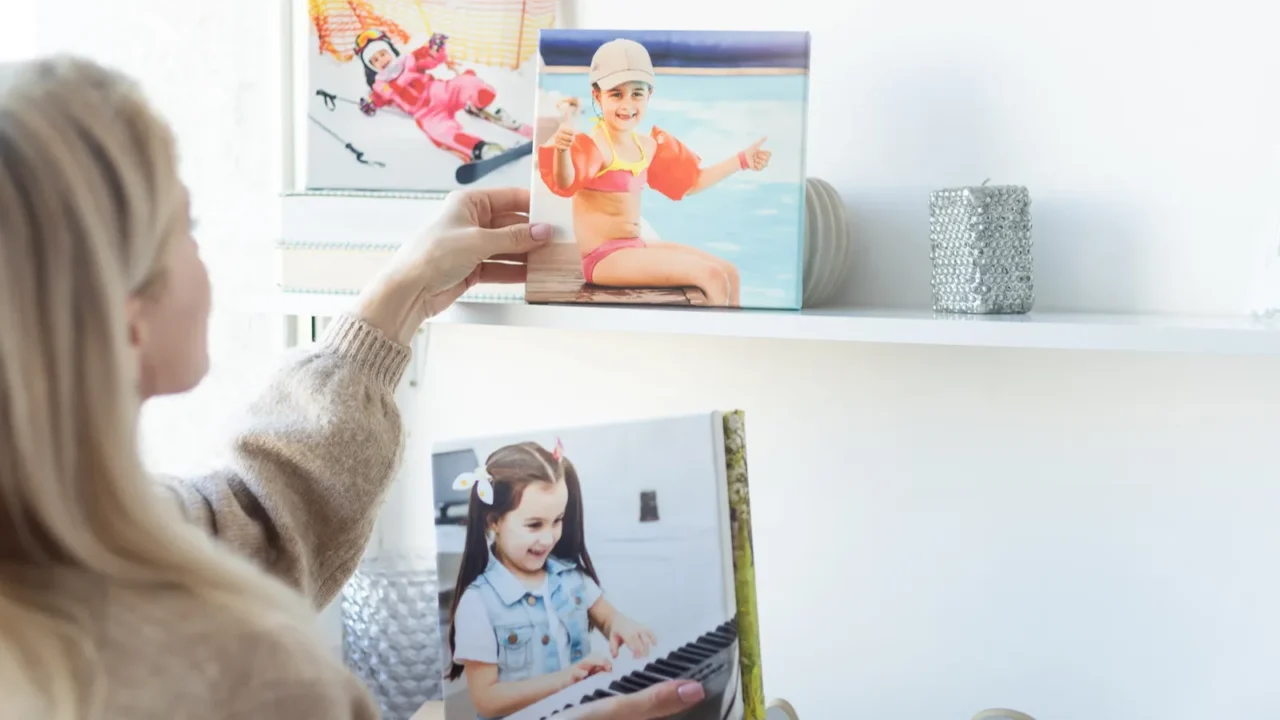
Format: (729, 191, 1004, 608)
(445, 439, 658, 720)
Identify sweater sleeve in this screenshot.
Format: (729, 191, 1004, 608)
(160, 313, 412, 608)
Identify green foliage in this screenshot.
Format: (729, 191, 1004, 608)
(723, 410, 765, 720)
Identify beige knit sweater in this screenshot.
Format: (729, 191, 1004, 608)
(114, 313, 411, 718)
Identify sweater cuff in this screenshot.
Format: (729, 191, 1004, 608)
(320, 314, 412, 390)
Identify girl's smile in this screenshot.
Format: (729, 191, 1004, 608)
(368, 49, 393, 71)
(597, 81, 651, 132)
(492, 480, 569, 581)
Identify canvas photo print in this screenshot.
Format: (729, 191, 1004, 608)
(432, 414, 746, 719)
(302, 0, 554, 191)
(527, 29, 812, 309)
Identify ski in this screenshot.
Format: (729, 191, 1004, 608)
(455, 142, 532, 185)
(465, 105, 534, 140)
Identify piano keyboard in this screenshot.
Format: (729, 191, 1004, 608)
(511, 616, 740, 720)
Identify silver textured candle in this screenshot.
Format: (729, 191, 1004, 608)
(341, 553, 443, 720)
(929, 182, 1034, 314)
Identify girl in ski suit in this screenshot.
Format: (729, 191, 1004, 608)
(356, 30, 532, 164)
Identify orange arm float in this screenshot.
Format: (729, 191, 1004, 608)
(647, 126, 703, 201)
(536, 134, 603, 198)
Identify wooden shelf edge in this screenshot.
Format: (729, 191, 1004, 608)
(224, 290, 1280, 356)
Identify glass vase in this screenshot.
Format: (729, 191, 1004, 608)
(340, 551, 443, 720)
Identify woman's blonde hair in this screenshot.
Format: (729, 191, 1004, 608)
(0, 56, 319, 718)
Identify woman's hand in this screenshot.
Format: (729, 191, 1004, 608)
(607, 615, 658, 659)
(354, 187, 551, 344)
(560, 680, 706, 720)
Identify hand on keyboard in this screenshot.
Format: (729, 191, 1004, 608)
(607, 615, 658, 659)
(558, 679, 706, 720)
(557, 656, 613, 688)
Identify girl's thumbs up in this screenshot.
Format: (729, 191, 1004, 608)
(557, 97, 580, 125)
(741, 135, 771, 172)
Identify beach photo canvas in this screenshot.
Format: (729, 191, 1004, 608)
(300, 0, 554, 192)
(527, 30, 812, 309)
(432, 412, 755, 719)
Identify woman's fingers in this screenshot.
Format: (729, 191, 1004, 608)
(472, 186, 531, 219)
(475, 221, 553, 258)
(477, 261, 527, 284)
(614, 680, 706, 719)
(488, 211, 530, 230)
(446, 186, 531, 227)
(423, 262, 520, 314)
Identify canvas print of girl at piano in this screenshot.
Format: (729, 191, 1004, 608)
(431, 411, 763, 720)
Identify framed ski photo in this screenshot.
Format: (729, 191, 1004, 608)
(298, 0, 555, 192)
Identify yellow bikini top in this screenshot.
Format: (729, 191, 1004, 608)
(593, 117, 649, 176)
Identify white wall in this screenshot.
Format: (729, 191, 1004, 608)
(0, 1, 35, 60)
(35, 0, 1280, 718)
(35, 0, 291, 477)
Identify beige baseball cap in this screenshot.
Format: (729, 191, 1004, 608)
(588, 38, 655, 90)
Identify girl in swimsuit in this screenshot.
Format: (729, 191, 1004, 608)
(536, 38, 771, 307)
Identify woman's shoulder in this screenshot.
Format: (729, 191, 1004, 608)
(107, 582, 322, 662)
(83, 580, 373, 715)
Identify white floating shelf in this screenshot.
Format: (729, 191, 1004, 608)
(228, 291, 1280, 356)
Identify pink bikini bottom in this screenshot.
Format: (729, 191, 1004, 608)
(581, 237, 647, 284)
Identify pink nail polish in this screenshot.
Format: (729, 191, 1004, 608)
(677, 682, 705, 702)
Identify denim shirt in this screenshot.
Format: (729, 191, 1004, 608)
(468, 552, 594, 720)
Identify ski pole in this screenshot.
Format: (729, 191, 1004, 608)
(316, 89, 362, 111)
(307, 115, 386, 168)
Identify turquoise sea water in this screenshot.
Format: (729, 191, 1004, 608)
(538, 72, 809, 310)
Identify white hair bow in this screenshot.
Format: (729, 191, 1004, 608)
(453, 466, 494, 505)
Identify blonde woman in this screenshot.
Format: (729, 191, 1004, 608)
(0, 55, 706, 720)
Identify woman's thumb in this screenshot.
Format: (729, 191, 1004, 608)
(631, 680, 705, 717)
(481, 222, 553, 255)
